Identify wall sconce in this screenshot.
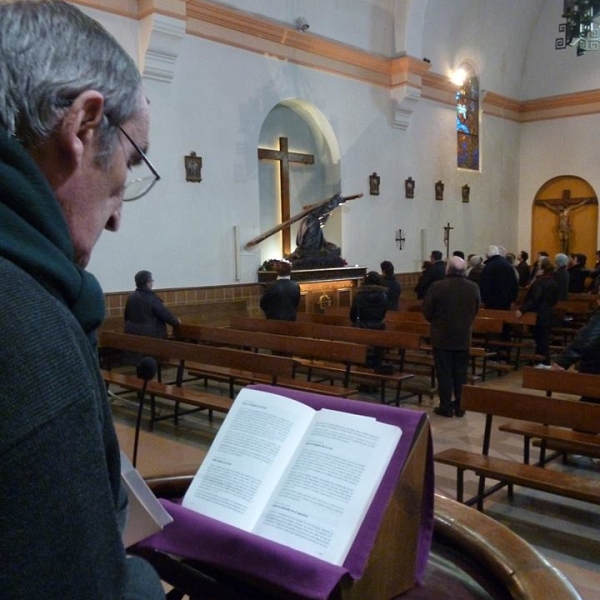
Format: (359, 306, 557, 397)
(462, 184, 470, 203)
(435, 180, 444, 201)
(369, 172, 380, 196)
(184, 151, 202, 182)
(405, 177, 415, 199)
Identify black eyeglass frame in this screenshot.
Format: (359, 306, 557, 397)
(117, 125, 161, 201)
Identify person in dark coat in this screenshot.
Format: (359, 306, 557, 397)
(516, 250, 531, 287)
(414, 250, 445, 299)
(516, 261, 559, 367)
(350, 271, 388, 368)
(553, 290, 600, 403)
(260, 261, 301, 321)
(554, 253, 570, 301)
(124, 270, 180, 338)
(380, 260, 401, 310)
(568, 253, 589, 293)
(479, 245, 519, 309)
(423, 257, 481, 417)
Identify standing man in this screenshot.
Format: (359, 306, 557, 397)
(260, 261, 301, 320)
(0, 2, 163, 599)
(479, 245, 519, 309)
(414, 250, 445, 299)
(380, 260, 402, 310)
(423, 257, 480, 417)
(125, 270, 180, 338)
(516, 250, 531, 287)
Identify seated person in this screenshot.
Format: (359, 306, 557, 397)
(124, 270, 180, 338)
(260, 261, 301, 321)
(350, 271, 388, 369)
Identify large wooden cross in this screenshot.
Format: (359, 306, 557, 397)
(258, 137, 314, 254)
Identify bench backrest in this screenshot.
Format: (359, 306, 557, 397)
(477, 309, 537, 326)
(461, 384, 600, 433)
(229, 316, 422, 350)
(522, 366, 600, 400)
(174, 324, 368, 365)
(99, 331, 296, 380)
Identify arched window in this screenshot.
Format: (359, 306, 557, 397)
(456, 68, 479, 171)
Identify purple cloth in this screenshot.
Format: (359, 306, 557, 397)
(138, 385, 434, 600)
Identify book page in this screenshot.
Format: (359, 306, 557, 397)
(254, 409, 402, 565)
(182, 388, 315, 530)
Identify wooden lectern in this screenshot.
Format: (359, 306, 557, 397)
(132, 385, 433, 600)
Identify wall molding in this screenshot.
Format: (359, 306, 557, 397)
(76, 0, 600, 124)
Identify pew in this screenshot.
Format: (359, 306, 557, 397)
(173, 323, 364, 398)
(434, 385, 600, 511)
(99, 331, 297, 427)
(498, 367, 600, 464)
(228, 316, 421, 405)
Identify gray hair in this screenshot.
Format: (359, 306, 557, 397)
(555, 253, 569, 267)
(0, 0, 142, 156)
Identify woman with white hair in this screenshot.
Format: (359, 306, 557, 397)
(554, 253, 570, 301)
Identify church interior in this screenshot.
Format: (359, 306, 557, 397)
(65, 0, 600, 598)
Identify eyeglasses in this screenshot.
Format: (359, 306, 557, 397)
(118, 126, 161, 201)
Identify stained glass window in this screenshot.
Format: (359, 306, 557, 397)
(456, 71, 479, 170)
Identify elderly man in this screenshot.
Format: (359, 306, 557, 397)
(423, 257, 481, 417)
(0, 2, 163, 599)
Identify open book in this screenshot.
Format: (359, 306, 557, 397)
(182, 388, 402, 565)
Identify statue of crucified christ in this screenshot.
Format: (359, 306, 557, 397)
(540, 198, 590, 254)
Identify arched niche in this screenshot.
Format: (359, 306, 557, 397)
(531, 175, 598, 259)
(257, 99, 341, 265)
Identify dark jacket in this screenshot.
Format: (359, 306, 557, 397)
(415, 260, 445, 299)
(422, 275, 481, 350)
(519, 274, 560, 326)
(479, 255, 519, 309)
(350, 285, 388, 329)
(260, 278, 301, 321)
(516, 261, 531, 287)
(381, 274, 401, 310)
(0, 128, 163, 600)
(124, 288, 179, 338)
(568, 264, 588, 293)
(554, 306, 600, 375)
(554, 267, 570, 301)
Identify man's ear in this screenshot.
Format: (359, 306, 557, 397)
(56, 90, 105, 170)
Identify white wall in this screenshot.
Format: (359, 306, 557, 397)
(83, 2, 552, 292)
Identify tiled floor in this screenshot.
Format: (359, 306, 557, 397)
(111, 368, 600, 600)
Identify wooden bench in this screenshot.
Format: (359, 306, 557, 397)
(173, 323, 364, 398)
(229, 316, 421, 405)
(434, 385, 600, 511)
(476, 309, 538, 368)
(499, 367, 600, 464)
(99, 331, 297, 427)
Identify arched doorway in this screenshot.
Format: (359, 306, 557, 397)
(531, 176, 598, 259)
(257, 100, 341, 265)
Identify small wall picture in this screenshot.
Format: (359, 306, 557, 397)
(369, 172, 381, 196)
(405, 177, 415, 199)
(462, 184, 470, 203)
(435, 180, 444, 201)
(185, 152, 202, 182)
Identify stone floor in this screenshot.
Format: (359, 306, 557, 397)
(111, 368, 600, 600)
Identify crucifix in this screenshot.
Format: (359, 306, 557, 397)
(258, 137, 315, 255)
(534, 189, 597, 254)
(443, 222, 453, 259)
(395, 229, 406, 250)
